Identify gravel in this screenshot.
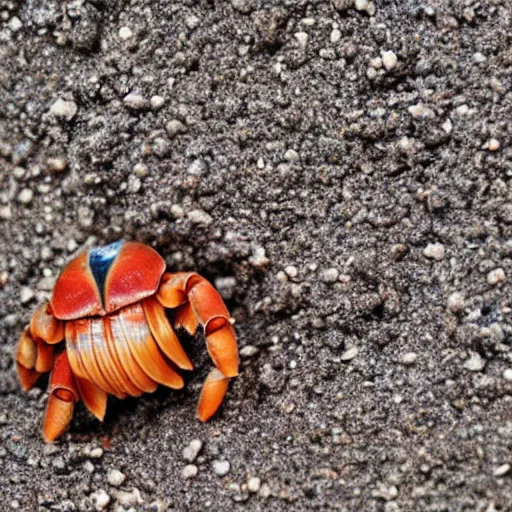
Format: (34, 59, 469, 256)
(2, 1, 512, 511)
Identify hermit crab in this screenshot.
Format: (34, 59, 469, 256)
(16, 241, 239, 442)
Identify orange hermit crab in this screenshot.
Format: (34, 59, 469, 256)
(16, 240, 239, 442)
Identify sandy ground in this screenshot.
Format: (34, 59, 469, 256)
(1, 0, 512, 510)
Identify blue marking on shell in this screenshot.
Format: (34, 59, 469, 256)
(89, 240, 124, 297)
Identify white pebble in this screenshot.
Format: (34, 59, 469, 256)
(182, 440, 203, 463)
(187, 209, 213, 226)
(456, 104, 469, 116)
(118, 26, 133, 40)
(185, 15, 200, 29)
(150, 95, 165, 110)
(488, 138, 500, 151)
(493, 464, 510, 477)
(402, 352, 417, 365)
(381, 50, 398, 71)
(123, 93, 148, 110)
(442, 119, 453, 134)
(50, 98, 78, 121)
(212, 460, 230, 477)
(133, 163, 149, 177)
(20, 287, 35, 304)
(89, 447, 103, 459)
(321, 268, 339, 283)
(107, 469, 126, 487)
(90, 490, 110, 511)
(165, 119, 187, 138)
(408, 103, 435, 119)
(284, 266, 298, 278)
(17, 188, 33, 204)
(8, 16, 22, 32)
(47, 157, 67, 172)
(182, 464, 198, 479)
(284, 149, 300, 162)
(424, 243, 445, 261)
(354, 0, 368, 11)
(487, 268, 505, 286)
(464, 353, 485, 372)
(240, 345, 260, 358)
(503, 369, 512, 381)
(115, 488, 143, 506)
(294, 32, 308, 50)
(473, 52, 486, 63)
(249, 247, 270, 267)
(341, 346, 359, 361)
(330, 29, 341, 43)
(447, 292, 465, 312)
(248, 477, 261, 493)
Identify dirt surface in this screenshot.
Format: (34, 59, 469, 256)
(1, 0, 512, 510)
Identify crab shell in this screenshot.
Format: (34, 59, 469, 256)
(16, 241, 239, 442)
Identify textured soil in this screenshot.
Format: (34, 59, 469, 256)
(1, 1, 512, 511)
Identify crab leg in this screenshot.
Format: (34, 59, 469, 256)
(43, 351, 79, 442)
(157, 272, 239, 420)
(17, 302, 63, 391)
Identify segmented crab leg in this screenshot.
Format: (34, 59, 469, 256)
(43, 351, 79, 443)
(156, 272, 239, 420)
(17, 302, 63, 391)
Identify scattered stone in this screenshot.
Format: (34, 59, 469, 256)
(83, 461, 95, 473)
(284, 266, 298, 278)
(381, 50, 398, 70)
(214, 276, 237, 300)
(473, 52, 486, 64)
(182, 440, 203, 463)
(408, 103, 435, 119)
(488, 138, 500, 151)
(240, 345, 260, 358)
(90, 490, 110, 511)
(185, 15, 200, 29)
(165, 119, 187, 138)
(187, 159, 208, 176)
(424, 243, 445, 261)
(455, 104, 469, 116)
(493, 464, 510, 477)
(107, 469, 126, 487)
(487, 268, 505, 286)
(47, 157, 68, 172)
(249, 247, 270, 267)
(248, 477, 261, 493)
(464, 353, 485, 372)
(503, 369, 512, 381)
(123, 93, 148, 110)
(354, 0, 375, 15)
(115, 488, 143, 507)
(0, 206, 12, 220)
(187, 209, 213, 226)
(442, 119, 453, 134)
(402, 352, 417, 365)
(341, 346, 359, 361)
(17, 188, 33, 204)
(8, 16, 22, 32)
(212, 460, 230, 477)
(170, 204, 184, 218)
(118, 26, 133, 40)
(321, 268, 339, 283)
(78, 206, 94, 228)
(330, 29, 341, 43)
(447, 292, 465, 312)
(294, 32, 308, 50)
(20, 287, 35, 304)
(182, 464, 198, 479)
(88, 447, 103, 459)
(133, 163, 149, 177)
(150, 95, 165, 110)
(50, 99, 78, 121)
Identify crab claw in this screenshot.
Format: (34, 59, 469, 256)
(196, 369, 230, 422)
(43, 351, 79, 443)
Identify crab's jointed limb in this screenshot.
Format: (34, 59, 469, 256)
(156, 272, 239, 421)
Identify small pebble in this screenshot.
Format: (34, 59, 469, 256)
(488, 138, 500, 151)
(118, 26, 133, 40)
(503, 369, 512, 381)
(381, 50, 398, 71)
(8, 16, 22, 32)
(0, 206, 12, 220)
(473, 52, 486, 63)
(187, 209, 213, 226)
(487, 268, 505, 286)
(47, 157, 67, 172)
(90, 490, 110, 511)
(107, 469, 126, 487)
(284, 149, 300, 162)
(133, 163, 149, 177)
(447, 292, 465, 312)
(185, 15, 200, 29)
(294, 32, 308, 50)
(182, 464, 198, 479)
(408, 103, 435, 119)
(214, 276, 237, 300)
(284, 266, 298, 278)
(150, 95, 165, 110)
(424, 243, 445, 261)
(212, 460, 230, 477)
(442, 119, 453, 134)
(249, 247, 270, 267)
(20, 287, 35, 304)
(165, 119, 187, 138)
(493, 464, 510, 477)
(402, 352, 417, 365)
(123, 93, 148, 110)
(187, 159, 207, 176)
(115, 488, 143, 506)
(17, 188, 33, 204)
(247, 477, 261, 493)
(83, 461, 95, 473)
(321, 268, 339, 283)
(89, 447, 103, 459)
(341, 346, 359, 361)
(240, 345, 260, 358)
(182, 440, 203, 463)
(50, 99, 78, 121)
(464, 353, 485, 372)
